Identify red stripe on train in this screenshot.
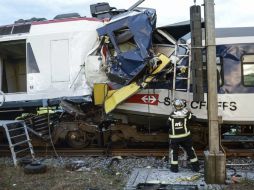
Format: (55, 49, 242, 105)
(126, 94, 159, 105)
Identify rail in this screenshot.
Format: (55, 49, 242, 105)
(0, 147, 254, 157)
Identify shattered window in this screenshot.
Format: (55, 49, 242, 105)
(242, 54, 254, 86)
(114, 27, 137, 53)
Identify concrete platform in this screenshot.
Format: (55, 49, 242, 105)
(125, 167, 254, 190)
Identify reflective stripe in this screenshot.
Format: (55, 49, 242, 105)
(171, 160, 178, 165)
(188, 113, 192, 119)
(170, 150, 178, 165)
(190, 147, 198, 163)
(184, 118, 187, 133)
(168, 117, 172, 121)
(169, 131, 190, 138)
(190, 157, 198, 162)
(192, 147, 198, 160)
(172, 120, 175, 136)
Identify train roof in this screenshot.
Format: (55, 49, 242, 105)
(1, 14, 254, 45)
(159, 20, 254, 42)
(215, 27, 254, 38)
(0, 16, 102, 38)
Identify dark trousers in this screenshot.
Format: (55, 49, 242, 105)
(170, 137, 198, 166)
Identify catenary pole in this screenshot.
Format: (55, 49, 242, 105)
(203, 0, 226, 184)
(204, 0, 219, 153)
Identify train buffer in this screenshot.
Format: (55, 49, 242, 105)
(0, 120, 35, 166)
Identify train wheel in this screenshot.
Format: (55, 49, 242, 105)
(66, 131, 90, 148)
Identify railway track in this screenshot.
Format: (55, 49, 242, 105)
(1, 146, 254, 157)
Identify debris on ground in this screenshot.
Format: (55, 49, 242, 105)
(175, 174, 203, 182)
(1, 156, 254, 190)
(24, 162, 47, 174)
(65, 160, 88, 171)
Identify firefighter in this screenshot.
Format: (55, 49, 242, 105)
(168, 99, 200, 173)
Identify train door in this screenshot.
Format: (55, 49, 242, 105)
(50, 39, 70, 83)
(0, 40, 27, 94)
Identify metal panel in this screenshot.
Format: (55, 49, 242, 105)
(50, 39, 70, 82)
(96, 10, 155, 85)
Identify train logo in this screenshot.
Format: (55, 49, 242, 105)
(126, 94, 159, 105)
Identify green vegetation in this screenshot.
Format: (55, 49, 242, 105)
(244, 73, 254, 86)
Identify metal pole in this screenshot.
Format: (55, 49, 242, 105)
(127, 0, 145, 11)
(190, 5, 204, 102)
(204, 0, 219, 154)
(203, 0, 226, 184)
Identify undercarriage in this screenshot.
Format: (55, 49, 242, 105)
(0, 101, 253, 151)
(2, 104, 207, 149)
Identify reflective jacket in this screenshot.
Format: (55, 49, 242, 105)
(168, 109, 192, 139)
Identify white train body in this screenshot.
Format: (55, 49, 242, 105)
(0, 18, 103, 108)
(0, 14, 254, 125)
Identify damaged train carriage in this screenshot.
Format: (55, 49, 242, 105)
(0, 17, 103, 114)
(89, 13, 254, 147)
(0, 6, 254, 148)
(0, 8, 176, 147)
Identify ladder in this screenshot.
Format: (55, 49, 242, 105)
(0, 120, 35, 166)
(171, 43, 192, 106)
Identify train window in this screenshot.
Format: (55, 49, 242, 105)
(242, 55, 254, 86)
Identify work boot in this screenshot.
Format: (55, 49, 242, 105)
(191, 161, 200, 172)
(170, 164, 178, 173)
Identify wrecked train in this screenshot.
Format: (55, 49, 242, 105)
(0, 3, 254, 148)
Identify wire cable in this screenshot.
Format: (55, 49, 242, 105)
(47, 106, 64, 165)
